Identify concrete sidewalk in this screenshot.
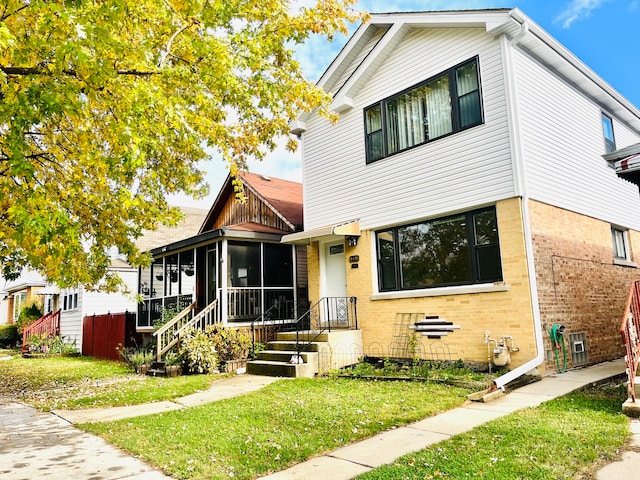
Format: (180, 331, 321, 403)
(0, 375, 280, 480)
(259, 358, 632, 480)
(0, 359, 634, 480)
(52, 374, 281, 424)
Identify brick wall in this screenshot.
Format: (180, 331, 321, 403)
(530, 200, 638, 373)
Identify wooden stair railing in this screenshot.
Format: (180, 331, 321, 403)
(621, 280, 640, 402)
(153, 299, 220, 362)
(21, 309, 61, 354)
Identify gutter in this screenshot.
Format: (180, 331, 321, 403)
(492, 16, 545, 391)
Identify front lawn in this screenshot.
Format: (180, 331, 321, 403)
(0, 350, 216, 410)
(356, 382, 629, 480)
(82, 377, 473, 480)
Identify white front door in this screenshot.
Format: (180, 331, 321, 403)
(321, 242, 349, 327)
(324, 242, 347, 298)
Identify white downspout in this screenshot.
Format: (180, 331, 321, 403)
(493, 18, 545, 391)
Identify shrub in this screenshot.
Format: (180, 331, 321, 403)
(116, 344, 155, 372)
(206, 326, 251, 362)
(153, 305, 182, 330)
(180, 329, 218, 374)
(0, 324, 19, 348)
(26, 334, 77, 355)
(16, 301, 43, 333)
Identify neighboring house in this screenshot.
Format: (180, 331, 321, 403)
(283, 8, 640, 388)
(0, 270, 47, 326)
(135, 206, 209, 253)
(56, 257, 139, 352)
(137, 172, 307, 334)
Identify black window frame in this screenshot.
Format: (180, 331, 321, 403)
(364, 56, 484, 164)
(375, 207, 502, 292)
(602, 113, 616, 154)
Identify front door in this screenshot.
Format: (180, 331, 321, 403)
(322, 242, 348, 327)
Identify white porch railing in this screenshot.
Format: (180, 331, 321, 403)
(153, 299, 220, 362)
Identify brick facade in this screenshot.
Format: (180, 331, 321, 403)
(530, 200, 639, 373)
(307, 198, 538, 370)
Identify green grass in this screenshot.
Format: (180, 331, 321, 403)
(356, 382, 629, 480)
(0, 351, 217, 411)
(82, 377, 474, 480)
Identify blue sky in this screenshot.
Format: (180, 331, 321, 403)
(173, 0, 640, 208)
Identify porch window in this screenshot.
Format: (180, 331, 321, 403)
(375, 207, 502, 291)
(227, 241, 295, 322)
(364, 57, 483, 163)
(138, 248, 197, 329)
(228, 242, 261, 287)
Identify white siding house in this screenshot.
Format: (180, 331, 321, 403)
(285, 8, 640, 387)
(57, 259, 138, 352)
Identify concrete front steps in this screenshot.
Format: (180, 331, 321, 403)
(247, 329, 363, 378)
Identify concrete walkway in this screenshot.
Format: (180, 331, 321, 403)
(259, 358, 633, 479)
(0, 359, 635, 480)
(52, 374, 281, 424)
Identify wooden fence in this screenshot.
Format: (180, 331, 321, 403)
(82, 312, 140, 361)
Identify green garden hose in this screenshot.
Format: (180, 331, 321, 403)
(548, 324, 567, 373)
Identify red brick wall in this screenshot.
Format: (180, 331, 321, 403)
(530, 200, 638, 373)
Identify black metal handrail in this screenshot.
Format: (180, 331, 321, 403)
(293, 297, 358, 357)
(250, 299, 296, 357)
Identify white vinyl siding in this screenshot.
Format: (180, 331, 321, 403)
(58, 268, 138, 353)
(329, 26, 388, 97)
(303, 27, 514, 231)
(513, 48, 640, 231)
(59, 289, 83, 352)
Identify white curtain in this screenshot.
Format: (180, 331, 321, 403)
(425, 76, 452, 139)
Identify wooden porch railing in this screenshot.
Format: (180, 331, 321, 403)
(153, 299, 220, 362)
(21, 309, 61, 354)
(621, 280, 640, 402)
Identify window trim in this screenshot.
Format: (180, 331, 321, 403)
(611, 226, 636, 267)
(375, 206, 502, 292)
(364, 56, 484, 164)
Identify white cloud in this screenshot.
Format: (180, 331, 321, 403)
(555, 0, 607, 29)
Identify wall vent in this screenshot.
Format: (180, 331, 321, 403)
(568, 332, 588, 365)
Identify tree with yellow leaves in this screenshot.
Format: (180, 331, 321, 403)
(0, 0, 364, 290)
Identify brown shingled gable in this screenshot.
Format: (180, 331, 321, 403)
(199, 172, 303, 234)
(240, 172, 303, 227)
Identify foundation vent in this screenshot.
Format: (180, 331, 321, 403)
(568, 332, 588, 365)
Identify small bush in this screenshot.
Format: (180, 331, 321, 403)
(116, 344, 155, 371)
(181, 329, 218, 374)
(16, 301, 43, 333)
(207, 326, 251, 361)
(0, 324, 19, 348)
(26, 334, 77, 355)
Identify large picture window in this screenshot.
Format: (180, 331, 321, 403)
(376, 207, 502, 291)
(365, 57, 483, 163)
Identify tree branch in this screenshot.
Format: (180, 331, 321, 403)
(1, 4, 29, 22)
(0, 66, 157, 76)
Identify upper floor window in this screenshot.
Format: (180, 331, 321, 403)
(602, 113, 616, 154)
(364, 57, 483, 163)
(376, 207, 502, 291)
